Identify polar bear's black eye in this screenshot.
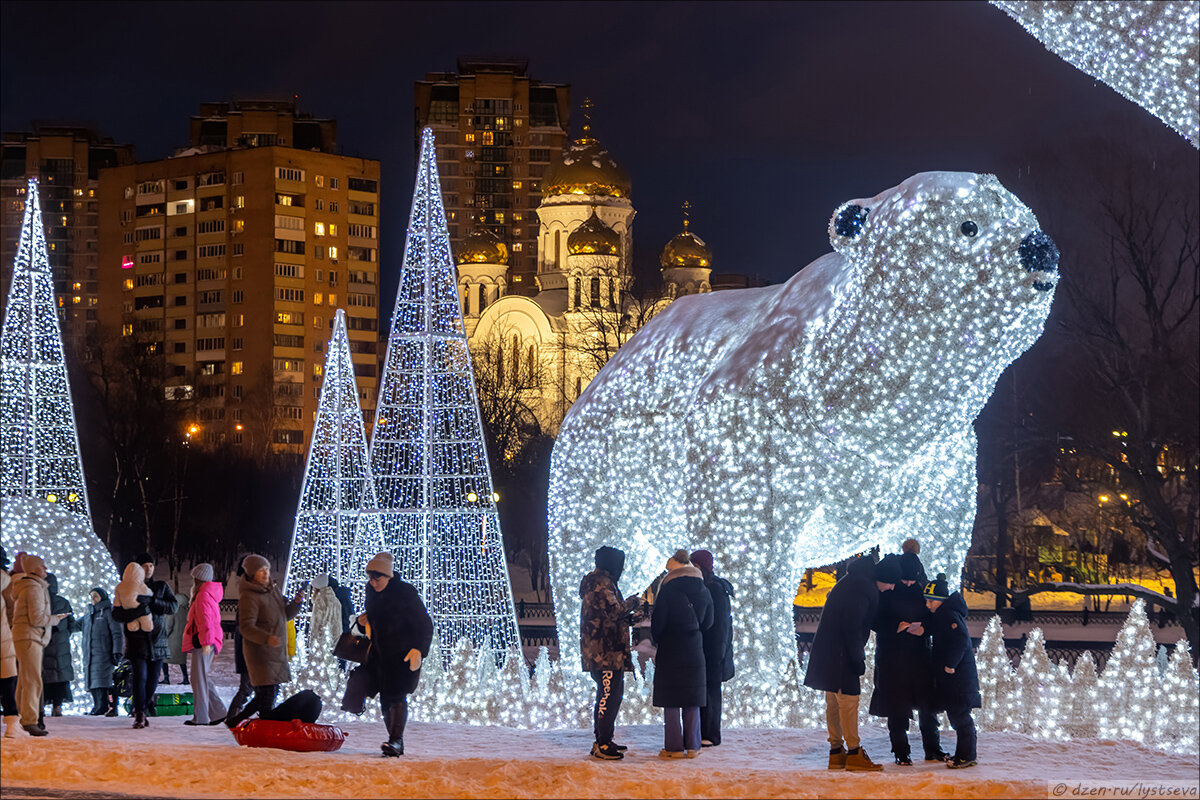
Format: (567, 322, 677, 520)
(961, 221, 978, 237)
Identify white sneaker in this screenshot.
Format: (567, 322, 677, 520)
(3, 716, 22, 738)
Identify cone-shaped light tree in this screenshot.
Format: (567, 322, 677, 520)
(283, 309, 382, 627)
(369, 128, 519, 656)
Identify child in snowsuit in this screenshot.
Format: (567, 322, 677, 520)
(113, 563, 154, 634)
(924, 574, 980, 769)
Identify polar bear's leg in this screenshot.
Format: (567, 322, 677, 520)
(899, 431, 979, 589)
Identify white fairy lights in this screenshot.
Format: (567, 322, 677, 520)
(549, 172, 1058, 716)
(993, 1, 1199, 148)
(282, 309, 381, 632)
(369, 128, 520, 656)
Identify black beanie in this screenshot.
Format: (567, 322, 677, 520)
(923, 573, 950, 600)
(134, 552, 154, 566)
(899, 551, 926, 583)
(875, 554, 903, 584)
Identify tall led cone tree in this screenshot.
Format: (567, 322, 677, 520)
(283, 309, 382, 630)
(369, 128, 519, 655)
(1, 178, 91, 518)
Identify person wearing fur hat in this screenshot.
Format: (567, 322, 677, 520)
(225, 555, 305, 729)
(690, 549, 735, 748)
(1, 549, 20, 737)
(183, 563, 226, 726)
(10, 554, 51, 735)
(869, 552, 946, 765)
(354, 552, 432, 757)
(803, 555, 895, 772)
(924, 574, 980, 769)
(580, 545, 641, 760)
(81, 587, 123, 716)
(650, 549, 714, 758)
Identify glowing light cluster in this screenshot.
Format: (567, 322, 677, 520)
(369, 128, 519, 656)
(549, 172, 1058, 713)
(993, 1, 1200, 148)
(282, 308, 381, 634)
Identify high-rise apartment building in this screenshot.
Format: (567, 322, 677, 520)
(414, 58, 569, 295)
(97, 101, 381, 453)
(1, 126, 135, 353)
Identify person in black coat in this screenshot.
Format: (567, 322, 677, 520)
(133, 552, 178, 717)
(924, 574, 980, 769)
(650, 549, 714, 758)
(226, 557, 254, 721)
(690, 549, 734, 748)
(802, 555, 893, 772)
(580, 545, 640, 760)
(869, 552, 946, 764)
(40, 573, 82, 719)
(327, 576, 354, 634)
(81, 587, 124, 715)
(360, 552, 433, 758)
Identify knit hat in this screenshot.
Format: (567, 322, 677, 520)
(899, 551, 926, 583)
(134, 552, 154, 566)
(241, 554, 270, 576)
(311, 573, 330, 590)
(190, 563, 214, 583)
(923, 573, 950, 600)
(690, 549, 714, 574)
(366, 552, 394, 578)
(875, 554, 902, 584)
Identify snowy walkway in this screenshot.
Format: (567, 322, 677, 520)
(2, 716, 1197, 799)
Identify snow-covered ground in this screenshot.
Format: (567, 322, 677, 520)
(3, 714, 1198, 799)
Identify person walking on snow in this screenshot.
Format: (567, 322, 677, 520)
(81, 586, 123, 716)
(225, 554, 304, 729)
(11, 554, 52, 736)
(650, 549, 713, 759)
(182, 563, 227, 726)
(803, 554, 897, 771)
(924, 574, 980, 769)
(690, 549, 735, 748)
(580, 545, 641, 760)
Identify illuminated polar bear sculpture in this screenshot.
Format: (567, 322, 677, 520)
(548, 172, 1059, 714)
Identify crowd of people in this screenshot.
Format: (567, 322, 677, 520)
(2, 538, 978, 768)
(579, 538, 980, 770)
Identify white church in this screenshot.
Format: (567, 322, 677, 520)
(455, 119, 714, 433)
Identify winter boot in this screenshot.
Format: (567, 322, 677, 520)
(924, 750, 951, 763)
(51, 704, 62, 717)
(22, 723, 47, 737)
(894, 754, 913, 766)
(3, 716, 20, 737)
(132, 710, 147, 729)
(828, 746, 846, 770)
(947, 756, 977, 769)
(845, 746, 884, 772)
(381, 702, 407, 757)
(590, 741, 623, 760)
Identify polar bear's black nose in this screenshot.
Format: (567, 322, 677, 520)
(1019, 230, 1059, 275)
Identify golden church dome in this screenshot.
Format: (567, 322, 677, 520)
(568, 211, 621, 256)
(541, 101, 631, 199)
(660, 203, 712, 269)
(455, 225, 508, 266)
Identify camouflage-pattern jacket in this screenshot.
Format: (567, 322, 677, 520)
(579, 569, 634, 672)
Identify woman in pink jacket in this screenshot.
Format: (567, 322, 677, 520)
(182, 564, 226, 726)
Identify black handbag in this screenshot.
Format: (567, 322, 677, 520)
(332, 631, 372, 664)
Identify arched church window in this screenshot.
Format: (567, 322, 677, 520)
(478, 284, 487, 313)
(554, 230, 561, 270)
(590, 276, 601, 309)
(573, 277, 581, 310)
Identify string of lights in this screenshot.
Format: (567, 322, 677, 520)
(992, 1, 1199, 148)
(548, 171, 1059, 718)
(368, 127, 520, 657)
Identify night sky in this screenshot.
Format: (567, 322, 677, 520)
(2, 1, 1196, 306)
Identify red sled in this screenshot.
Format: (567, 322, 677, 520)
(231, 719, 347, 752)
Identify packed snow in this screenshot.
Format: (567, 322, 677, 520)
(3, 714, 1198, 799)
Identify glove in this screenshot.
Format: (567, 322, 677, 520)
(405, 649, 422, 671)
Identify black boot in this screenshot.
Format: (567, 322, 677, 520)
(381, 702, 407, 757)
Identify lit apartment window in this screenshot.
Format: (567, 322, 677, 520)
(234, 220, 244, 233)
(328, 246, 338, 260)
(231, 361, 243, 375)
(465, 133, 475, 144)
(314, 222, 325, 236)
(328, 223, 337, 236)
(512, 181, 522, 190)
(315, 175, 325, 188)
(313, 292, 323, 305)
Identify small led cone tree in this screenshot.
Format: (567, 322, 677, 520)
(282, 309, 381, 633)
(1152, 639, 1199, 753)
(494, 644, 530, 729)
(370, 128, 519, 659)
(1, 178, 116, 709)
(1098, 599, 1158, 744)
(1014, 628, 1065, 739)
(1065, 651, 1100, 739)
(976, 615, 1017, 731)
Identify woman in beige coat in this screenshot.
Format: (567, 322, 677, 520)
(11, 554, 52, 736)
(1, 563, 20, 738)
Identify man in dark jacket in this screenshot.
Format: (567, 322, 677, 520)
(690, 549, 734, 747)
(803, 555, 895, 772)
(134, 552, 178, 717)
(580, 545, 640, 760)
(361, 551, 433, 757)
(650, 549, 714, 757)
(925, 574, 980, 769)
(40, 573, 81, 719)
(81, 587, 123, 715)
(869, 552, 946, 764)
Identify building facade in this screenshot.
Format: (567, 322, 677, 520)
(1, 126, 135, 354)
(415, 58, 571, 295)
(96, 101, 381, 453)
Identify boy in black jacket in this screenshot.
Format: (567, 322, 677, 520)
(924, 574, 980, 769)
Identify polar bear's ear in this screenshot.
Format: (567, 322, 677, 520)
(829, 202, 870, 254)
